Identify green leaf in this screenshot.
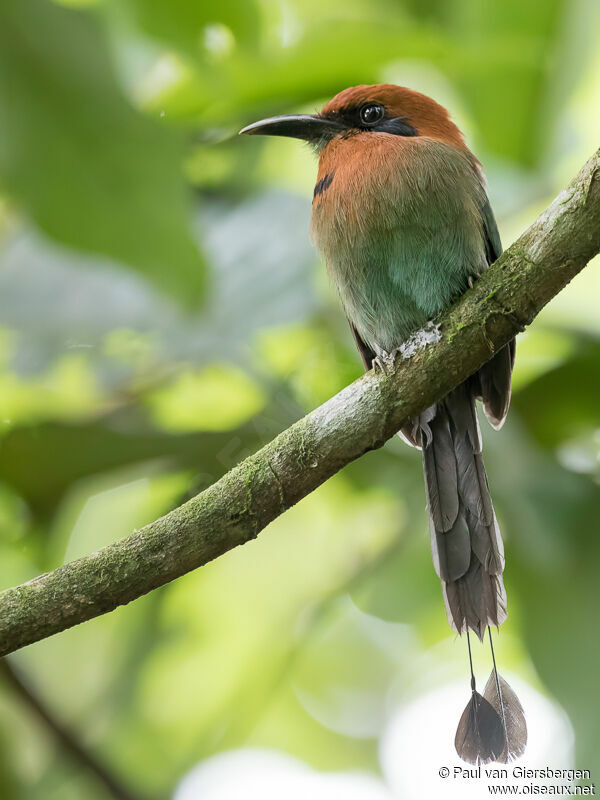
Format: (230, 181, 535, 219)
(112, 0, 260, 55)
(0, 414, 263, 520)
(0, 0, 206, 305)
(514, 335, 600, 449)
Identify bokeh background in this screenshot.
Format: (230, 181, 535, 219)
(0, 0, 599, 798)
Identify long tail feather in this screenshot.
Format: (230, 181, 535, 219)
(421, 383, 507, 638)
(483, 672, 527, 762)
(455, 691, 505, 765)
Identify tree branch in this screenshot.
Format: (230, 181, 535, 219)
(0, 658, 155, 800)
(0, 148, 598, 657)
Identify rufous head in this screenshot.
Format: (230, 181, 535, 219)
(240, 83, 466, 151)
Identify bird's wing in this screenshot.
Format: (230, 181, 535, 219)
(348, 320, 376, 369)
(471, 197, 515, 429)
(481, 195, 503, 265)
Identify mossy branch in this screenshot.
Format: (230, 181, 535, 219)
(0, 148, 599, 657)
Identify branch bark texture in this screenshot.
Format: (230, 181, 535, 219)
(1, 148, 599, 657)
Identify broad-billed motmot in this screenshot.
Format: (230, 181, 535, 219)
(241, 84, 527, 764)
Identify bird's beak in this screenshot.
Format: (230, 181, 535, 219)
(239, 114, 344, 143)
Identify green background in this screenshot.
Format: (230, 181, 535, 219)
(0, 0, 599, 797)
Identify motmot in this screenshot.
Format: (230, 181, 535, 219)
(241, 84, 526, 763)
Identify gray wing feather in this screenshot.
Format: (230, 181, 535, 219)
(473, 196, 515, 429)
(473, 342, 515, 429)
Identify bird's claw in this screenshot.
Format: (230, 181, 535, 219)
(372, 349, 399, 374)
(371, 355, 389, 375)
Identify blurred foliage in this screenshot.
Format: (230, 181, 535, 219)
(0, 0, 206, 305)
(0, 0, 599, 798)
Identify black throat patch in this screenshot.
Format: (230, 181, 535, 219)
(313, 171, 335, 200)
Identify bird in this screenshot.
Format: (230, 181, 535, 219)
(241, 83, 527, 764)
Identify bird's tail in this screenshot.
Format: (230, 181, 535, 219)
(419, 382, 507, 640)
(414, 380, 525, 764)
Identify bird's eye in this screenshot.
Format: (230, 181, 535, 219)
(359, 103, 385, 126)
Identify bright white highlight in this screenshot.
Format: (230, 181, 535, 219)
(174, 749, 393, 800)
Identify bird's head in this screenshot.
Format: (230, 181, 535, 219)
(240, 84, 466, 151)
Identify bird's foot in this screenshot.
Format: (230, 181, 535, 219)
(372, 349, 401, 374)
(371, 322, 442, 373)
(371, 354, 390, 375)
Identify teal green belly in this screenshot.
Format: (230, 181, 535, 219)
(333, 223, 485, 354)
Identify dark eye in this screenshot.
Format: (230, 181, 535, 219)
(359, 103, 385, 126)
